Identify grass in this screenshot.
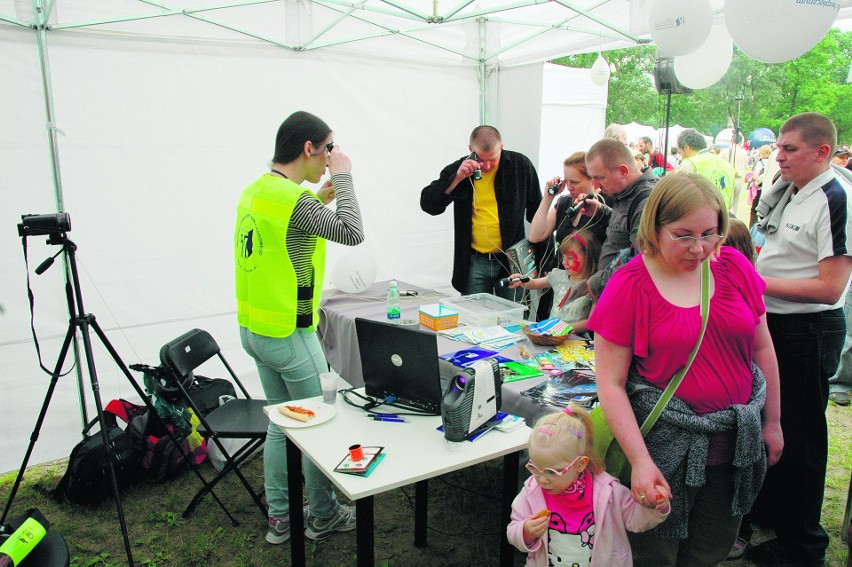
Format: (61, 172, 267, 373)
(1, 404, 850, 567)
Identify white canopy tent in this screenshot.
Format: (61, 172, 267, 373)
(2, 0, 852, 472)
(0, 0, 630, 472)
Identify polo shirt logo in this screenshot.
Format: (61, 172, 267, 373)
(785, 222, 801, 231)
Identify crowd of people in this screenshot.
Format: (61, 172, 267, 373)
(232, 110, 850, 567)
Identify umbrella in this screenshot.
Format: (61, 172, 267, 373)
(747, 128, 776, 148)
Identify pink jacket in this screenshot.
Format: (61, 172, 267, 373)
(506, 471, 669, 567)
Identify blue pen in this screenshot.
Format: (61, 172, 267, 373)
(373, 413, 398, 418)
(371, 417, 408, 423)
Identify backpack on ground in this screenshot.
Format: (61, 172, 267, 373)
(107, 397, 207, 483)
(52, 401, 145, 506)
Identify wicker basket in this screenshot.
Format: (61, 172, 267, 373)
(522, 325, 571, 346)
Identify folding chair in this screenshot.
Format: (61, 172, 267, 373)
(159, 328, 268, 522)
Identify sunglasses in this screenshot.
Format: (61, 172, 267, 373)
(310, 141, 335, 156)
(525, 455, 582, 480)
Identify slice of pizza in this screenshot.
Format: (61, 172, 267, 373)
(278, 404, 316, 423)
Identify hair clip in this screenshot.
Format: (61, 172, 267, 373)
(537, 428, 554, 436)
(563, 407, 574, 415)
(574, 431, 583, 439)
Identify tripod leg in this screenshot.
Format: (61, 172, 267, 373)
(1, 324, 76, 525)
(76, 314, 135, 567)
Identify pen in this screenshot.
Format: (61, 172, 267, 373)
(371, 417, 408, 423)
(372, 413, 398, 418)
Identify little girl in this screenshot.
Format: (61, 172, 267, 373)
(507, 405, 670, 567)
(508, 230, 601, 334)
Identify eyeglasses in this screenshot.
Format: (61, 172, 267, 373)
(309, 141, 335, 157)
(525, 455, 582, 480)
(664, 228, 723, 248)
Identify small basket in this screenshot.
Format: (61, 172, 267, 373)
(523, 325, 571, 346)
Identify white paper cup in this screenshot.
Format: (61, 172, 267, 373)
(319, 372, 339, 404)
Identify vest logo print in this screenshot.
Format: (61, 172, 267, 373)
(236, 213, 263, 272)
(785, 222, 801, 232)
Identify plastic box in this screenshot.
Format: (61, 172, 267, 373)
(439, 293, 527, 327)
(418, 304, 459, 330)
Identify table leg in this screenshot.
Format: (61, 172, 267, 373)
(286, 437, 305, 567)
(500, 451, 520, 567)
(414, 480, 428, 547)
(355, 497, 374, 567)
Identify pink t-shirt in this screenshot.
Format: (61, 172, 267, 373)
(587, 247, 766, 414)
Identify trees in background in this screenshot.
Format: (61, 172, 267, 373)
(553, 29, 852, 144)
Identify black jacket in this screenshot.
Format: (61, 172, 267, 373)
(420, 149, 542, 294)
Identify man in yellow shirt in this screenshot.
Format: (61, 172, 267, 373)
(421, 126, 543, 301)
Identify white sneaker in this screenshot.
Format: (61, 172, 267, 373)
(304, 504, 356, 541)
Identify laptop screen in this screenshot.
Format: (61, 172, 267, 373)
(354, 318, 443, 413)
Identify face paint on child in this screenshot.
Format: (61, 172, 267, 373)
(562, 248, 584, 274)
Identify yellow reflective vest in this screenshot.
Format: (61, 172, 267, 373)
(684, 151, 736, 209)
(235, 175, 326, 337)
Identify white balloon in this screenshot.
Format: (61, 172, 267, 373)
(714, 128, 735, 148)
(725, 0, 838, 63)
(674, 25, 733, 90)
(590, 53, 611, 86)
(331, 249, 377, 293)
(649, 0, 713, 56)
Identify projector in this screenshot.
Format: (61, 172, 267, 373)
(440, 358, 501, 442)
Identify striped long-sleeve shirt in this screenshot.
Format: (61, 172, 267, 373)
(287, 172, 364, 320)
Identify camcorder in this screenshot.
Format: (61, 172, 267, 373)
(470, 152, 482, 180)
(17, 213, 71, 237)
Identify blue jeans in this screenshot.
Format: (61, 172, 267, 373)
(829, 286, 852, 394)
(467, 252, 521, 302)
(746, 309, 845, 561)
(240, 326, 338, 520)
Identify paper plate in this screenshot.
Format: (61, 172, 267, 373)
(266, 400, 336, 428)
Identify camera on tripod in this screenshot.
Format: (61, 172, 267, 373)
(17, 213, 71, 237)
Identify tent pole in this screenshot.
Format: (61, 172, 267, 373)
(478, 17, 486, 124)
(32, 0, 89, 426)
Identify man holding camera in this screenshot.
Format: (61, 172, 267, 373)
(420, 125, 543, 300)
(582, 138, 656, 299)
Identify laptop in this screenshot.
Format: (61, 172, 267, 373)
(354, 318, 445, 413)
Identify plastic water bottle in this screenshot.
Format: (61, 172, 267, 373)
(387, 280, 401, 322)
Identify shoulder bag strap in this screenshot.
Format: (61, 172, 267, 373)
(638, 257, 710, 436)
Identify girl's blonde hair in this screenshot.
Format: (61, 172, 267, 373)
(528, 403, 604, 475)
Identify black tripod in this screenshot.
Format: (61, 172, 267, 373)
(4, 216, 242, 566)
(1, 229, 142, 564)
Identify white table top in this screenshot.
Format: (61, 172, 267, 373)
(264, 379, 531, 501)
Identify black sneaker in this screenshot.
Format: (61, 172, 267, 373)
(747, 539, 825, 567)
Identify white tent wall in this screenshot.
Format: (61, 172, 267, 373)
(0, 25, 479, 472)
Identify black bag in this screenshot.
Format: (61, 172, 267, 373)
(105, 398, 203, 483)
(53, 402, 145, 506)
(187, 376, 237, 417)
(131, 363, 236, 417)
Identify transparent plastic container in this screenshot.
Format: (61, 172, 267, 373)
(439, 293, 526, 327)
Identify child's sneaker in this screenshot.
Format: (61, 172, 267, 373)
(266, 506, 311, 545)
(304, 504, 356, 541)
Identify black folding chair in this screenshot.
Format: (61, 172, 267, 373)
(159, 328, 268, 522)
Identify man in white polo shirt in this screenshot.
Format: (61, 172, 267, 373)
(742, 112, 852, 567)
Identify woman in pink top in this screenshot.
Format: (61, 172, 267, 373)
(587, 174, 783, 566)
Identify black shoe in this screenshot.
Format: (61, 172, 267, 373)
(747, 539, 825, 567)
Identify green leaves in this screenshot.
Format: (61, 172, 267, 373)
(552, 29, 852, 143)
